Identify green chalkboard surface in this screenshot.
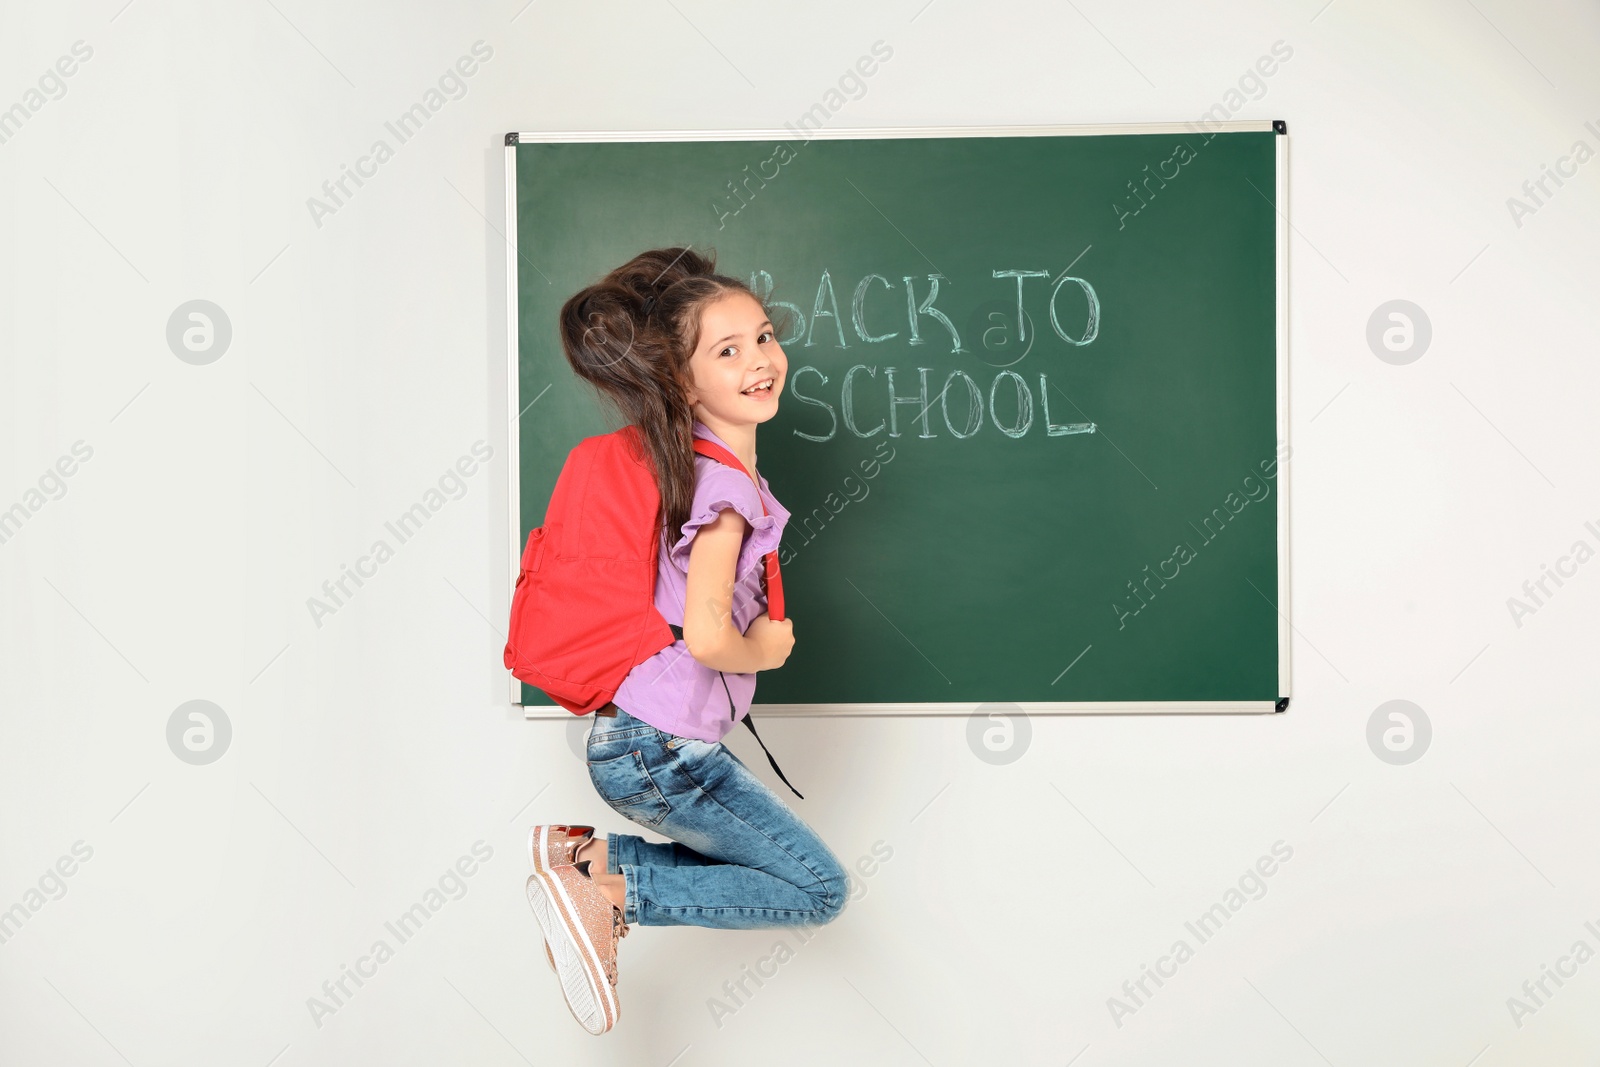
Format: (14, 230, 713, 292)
(506, 123, 1290, 714)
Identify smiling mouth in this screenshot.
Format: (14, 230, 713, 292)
(741, 377, 776, 399)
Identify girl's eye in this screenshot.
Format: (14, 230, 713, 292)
(719, 330, 773, 357)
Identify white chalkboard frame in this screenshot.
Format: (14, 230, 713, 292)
(503, 119, 1292, 717)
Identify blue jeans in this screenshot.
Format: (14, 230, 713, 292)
(587, 706, 849, 930)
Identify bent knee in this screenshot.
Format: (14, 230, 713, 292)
(804, 855, 851, 925)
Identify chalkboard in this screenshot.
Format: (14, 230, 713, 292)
(505, 122, 1290, 715)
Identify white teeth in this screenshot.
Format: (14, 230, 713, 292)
(743, 379, 774, 395)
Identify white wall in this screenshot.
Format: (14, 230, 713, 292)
(3, 2, 1598, 1064)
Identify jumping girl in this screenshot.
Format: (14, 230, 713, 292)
(523, 247, 849, 1036)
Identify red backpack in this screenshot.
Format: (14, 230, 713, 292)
(504, 425, 801, 796)
(504, 424, 668, 714)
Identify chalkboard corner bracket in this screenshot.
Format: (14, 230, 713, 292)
(505, 131, 520, 146)
(1273, 119, 1287, 135)
(1275, 696, 1290, 713)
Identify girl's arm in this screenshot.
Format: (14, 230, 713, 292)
(682, 507, 784, 673)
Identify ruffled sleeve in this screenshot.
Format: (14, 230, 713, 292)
(668, 458, 784, 582)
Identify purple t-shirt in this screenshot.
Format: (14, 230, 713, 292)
(612, 421, 791, 743)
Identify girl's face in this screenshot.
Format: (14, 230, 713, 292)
(683, 291, 787, 429)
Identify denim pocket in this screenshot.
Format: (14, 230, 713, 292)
(587, 724, 656, 754)
(587, 748, 671, 827)
(665, 735, 716, 756)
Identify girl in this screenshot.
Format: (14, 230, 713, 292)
(523, 247, 849, 1036)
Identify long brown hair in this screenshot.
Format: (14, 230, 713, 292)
(557, 247, 788, 545)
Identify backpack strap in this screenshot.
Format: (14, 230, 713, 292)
(667, 622, 803, 800)
(732, 701, 805, 801)
(688, 438, 785, 622)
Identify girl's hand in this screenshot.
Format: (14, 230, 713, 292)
(745, 612, 794, 671)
